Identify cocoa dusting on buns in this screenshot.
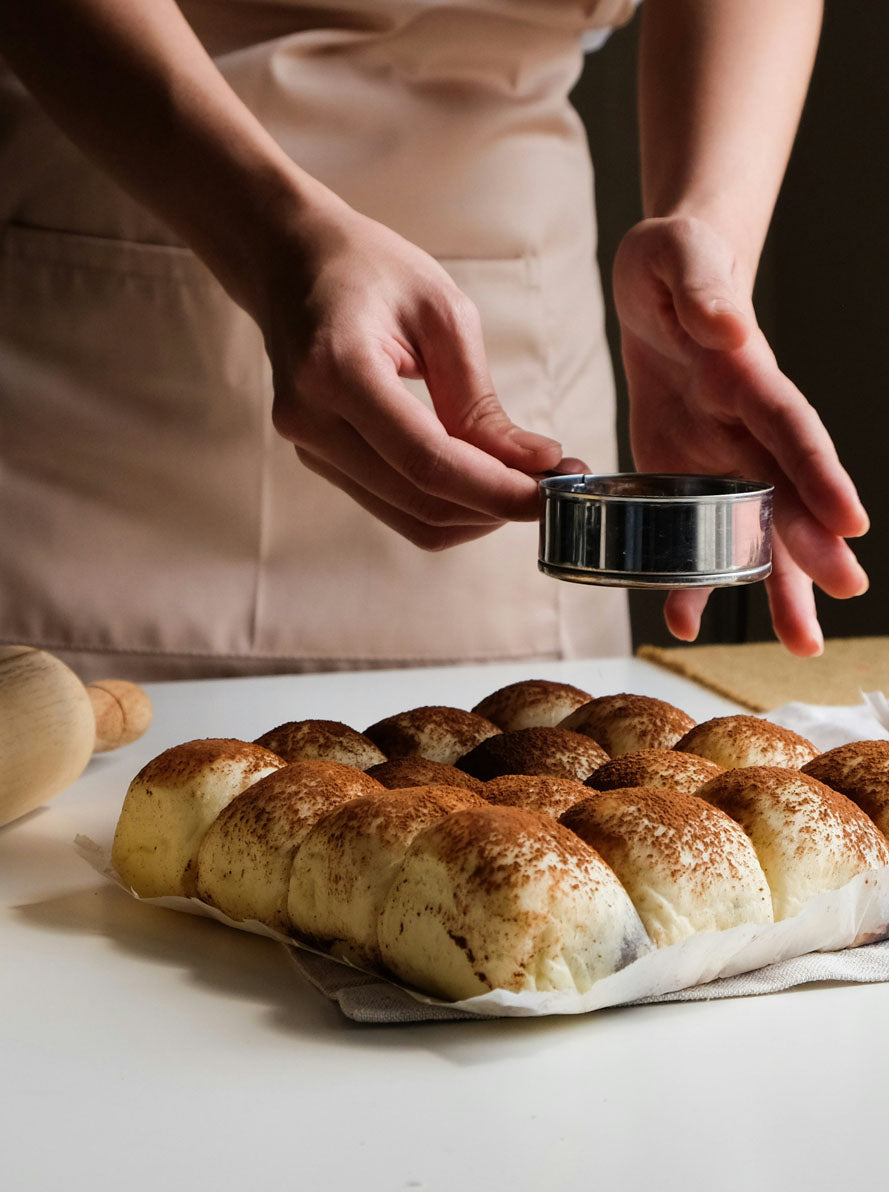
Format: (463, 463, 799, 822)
(676, 715, 818, 770)
(367, 757, 485, 794)
(560, 694, 695, 757)
(254, 719, 385, 769)
(482, 774, 590, 818)
(196, 760, 384, 931)
(365, 706, 500, 766)
(288, 785, 486, 967)
(561, 787, 772, 946)
(697, 766, 889, 921)
(457, 726, 608, 781)
(472, 679, 592, 731)
(803, 741, 889, 839)
(586, 749, 723, 794)
(377, 804, 652, 1000)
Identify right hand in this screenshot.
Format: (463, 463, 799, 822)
(259, 198, 564, 550)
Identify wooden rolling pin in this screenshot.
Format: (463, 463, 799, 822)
(0, 645, 153, 829)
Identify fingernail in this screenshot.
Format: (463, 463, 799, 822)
(512, 428, 561, 454)
(709, 298, 742, 316)
(855, 568, 870, 596)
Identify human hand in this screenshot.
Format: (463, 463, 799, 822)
(614, 216, 869, 655)
(259, 197, 563, 550)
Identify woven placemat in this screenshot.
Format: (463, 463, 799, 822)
(638, 637, 889, 712)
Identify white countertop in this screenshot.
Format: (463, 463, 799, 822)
(2, 657, 887, 1191)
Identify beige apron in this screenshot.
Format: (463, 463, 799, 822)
(0, 0, 634, 682)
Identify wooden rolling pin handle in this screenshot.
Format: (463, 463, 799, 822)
(86, 679, 153, 754)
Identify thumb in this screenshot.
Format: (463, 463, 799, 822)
(665, 246, 752, 353)
(417, 290, 563, 472)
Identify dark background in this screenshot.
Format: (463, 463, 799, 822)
(572, 6, 889, 650)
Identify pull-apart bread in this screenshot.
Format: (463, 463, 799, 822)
(254, 719, 385, 769)
(697, 767, 889, 920)
(196, 760, 383, 932)
(112, 739, 285, 898)
(560, 788, 773, 947)
(675, 716, 818, 770)
(377, 805, 652, 1001)
(472, 679, 592, 731)
(457, 726, 608, 781)
(288, 785, 486, 967)
(802, 741, 889, 839)
(366, 756, 485, 794)
(560, 694, 695, 757)
(364, 706, 500, 765)
(586, 749, 723, 794)
(482, 774, 591, 818)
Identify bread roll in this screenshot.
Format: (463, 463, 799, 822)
(457, 726, 608, 781)
(697, 766, 889, 920)
(195, 760, 383, 931)
(288, 785, 486, 967)
(560, 694, 695, 757)
(364, 706, 500, 765)
(111, 739, 285, 897)
(378, 805, 652, 1000)
(586, 749, 723, 794)
(472, 679, 591, 731)
(366, 757, 484, 794)
(482, 775, 590, 818)
(254, 719, 385, 769)
(803, 741, 889, 838)
(561, 788, 773, 946)
(675, 715, 818, 770)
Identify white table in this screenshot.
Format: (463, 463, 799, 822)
(2, 658, 886, 1192)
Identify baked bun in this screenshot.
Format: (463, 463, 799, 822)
(482, 775, 590, 818)
(364, 706, 500, 765)
(560, 694, 695, 757)
(675, 716, 818, 769)
(803, 741, 889, 838)
(560, 788, 773, 946)
(457, 727, 608, 781)
(377, 805, 651, 1000)
(288, 785, 485, 967)
(472, 679, 591, 731)
(111, 739, 285, 898)
(697, 767, 889, 920)
(366, 757, 484, 794)
(195, 761, 382, 931)
(254, 719, 385, 769)
(586, 749, 723, 794)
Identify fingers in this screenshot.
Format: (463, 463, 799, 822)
(771, 481, 869, 600)
(414, 289, 563, 473)
(763, 536, 823, 657)
(663, 587, 713, 643)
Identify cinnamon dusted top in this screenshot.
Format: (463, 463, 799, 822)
(456, 726, 608, 781)
(472, 679, 592, 731)
(482, 774, 590, 818)
(560, 694, 695, 756)
(134, 738, 285, 788)
(254, 719, 385, 768)
(675, 716, 818, 769)
(586, 749, 723, 794)
(367, 757, 485, 793)
(306, 784, 486, 855)
(364, 706, 500, 765)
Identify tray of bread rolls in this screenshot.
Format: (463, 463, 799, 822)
(81, 679, 889, 1019)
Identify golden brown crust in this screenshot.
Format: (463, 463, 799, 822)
(559, 694, 695, 756)
(586, 749, 723, 793)
(456, 726, 609, 781)
(134, 738, 285, 787)
(254, 719, 385, 768)
(471, 679, 592, 731)
(366, 757, 485, 793)
(675, 716, 818, 769)
(482, 774, 590, 818)
(364, 706, 501, 764)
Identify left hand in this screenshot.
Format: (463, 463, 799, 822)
(614, 215, 869, 656)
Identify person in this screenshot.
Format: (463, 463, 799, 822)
(0, 0, 869, 682)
